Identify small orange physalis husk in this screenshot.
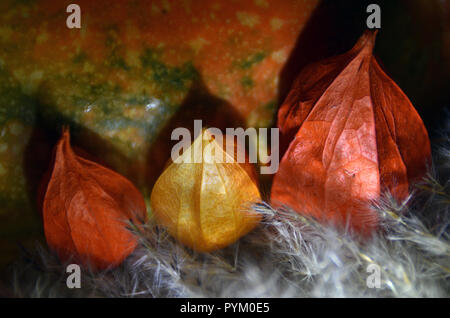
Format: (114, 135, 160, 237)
(41, 129, 147, 270)
(150, 129, 261, 252)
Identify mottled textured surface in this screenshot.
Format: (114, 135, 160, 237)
(0, 0, 317, 268)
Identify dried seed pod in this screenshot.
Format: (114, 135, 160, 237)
(41, 129, 147, 270)
(150, 129, 261, 252)
(272, 30, 431, 234)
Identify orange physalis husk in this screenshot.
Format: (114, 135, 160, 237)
(150, 129, 261, 252)
(272, 30, 431, 235)
(41, 129, 147, 270)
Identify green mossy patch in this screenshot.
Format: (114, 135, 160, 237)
(235, 52, 267, 70)
(141, 49, 199, 92)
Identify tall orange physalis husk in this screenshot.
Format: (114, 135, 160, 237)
(150, 129, 261, 252)
(272, 30, 431, 235)
(42, 129, 147, 270)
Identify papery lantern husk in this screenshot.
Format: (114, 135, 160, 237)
(271, 30, 432, 235)
(150, 129, 261, 252)
(41, 129, 147, 270)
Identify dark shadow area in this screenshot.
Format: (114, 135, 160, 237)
(277, 0, 364, 108)
(146, 77, 245, 190)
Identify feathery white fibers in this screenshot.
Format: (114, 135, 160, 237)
(9, 179, 449, 298)
(8, 119, 450, 298)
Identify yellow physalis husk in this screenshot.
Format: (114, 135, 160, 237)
(150, 129, 262, 252)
